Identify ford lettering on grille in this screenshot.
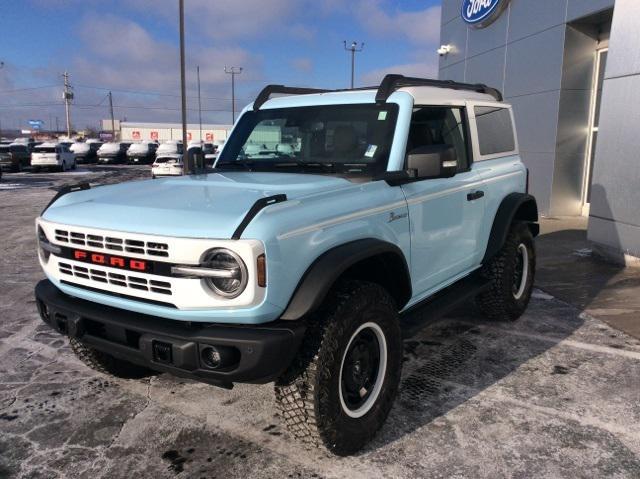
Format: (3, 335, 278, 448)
(72, 249, 148, 272)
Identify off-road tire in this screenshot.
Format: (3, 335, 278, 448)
(476, 221, 535, 321)
(275, 280, 402, 456)
(69, 337, 153, 379)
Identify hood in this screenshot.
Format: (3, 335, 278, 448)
(98, 143, 120, 154)
(71, 143, 90, 154)
(42, 171, 353, 239)
(128, 143, 150, 154)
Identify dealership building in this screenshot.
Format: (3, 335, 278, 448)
(439, 0, 639, 263)
(101, 120, 232, 143)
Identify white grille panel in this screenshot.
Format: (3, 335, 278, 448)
(55, 229, 169, 257)
(59, 262, 172, 295)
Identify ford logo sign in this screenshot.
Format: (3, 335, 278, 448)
(461, 0, 510, 28)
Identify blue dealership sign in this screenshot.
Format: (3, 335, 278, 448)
(461, 0, 510, 28)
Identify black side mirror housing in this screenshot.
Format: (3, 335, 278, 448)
(406, 144, 458, 179)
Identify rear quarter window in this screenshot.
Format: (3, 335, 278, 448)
(474, 106, 515, 156)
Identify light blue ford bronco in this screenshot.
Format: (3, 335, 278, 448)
(35, 75, 539, 455)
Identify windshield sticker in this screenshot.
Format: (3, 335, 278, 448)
(378, 111, 388, 121)
(365, 145, 378, 157)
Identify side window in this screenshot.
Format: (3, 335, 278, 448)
(474, 106, 515, 156)
(406, 107, 469, 171)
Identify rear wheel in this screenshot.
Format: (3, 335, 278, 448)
(275, 281, 402, 455)
(476, 222, 535, 321)
(69, 337, 153, 379)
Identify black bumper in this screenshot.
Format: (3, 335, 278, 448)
(35, 279, 305, 389)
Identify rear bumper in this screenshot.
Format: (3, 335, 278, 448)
(35, 279, 305, 388)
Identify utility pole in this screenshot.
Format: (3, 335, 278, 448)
(343, 41, 364, 89)
(108, 91, 116, 141)
(197, 65, 202, 144)
(178, 0, 189, 174)
(55, 116, 59, 134)
(224, 66, 242, 124)
(62, 71, 73, 137)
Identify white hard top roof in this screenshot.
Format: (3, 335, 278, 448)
(255, 84, 500, 111)
(36, 142, 59, 148)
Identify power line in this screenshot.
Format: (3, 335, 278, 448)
(75, 84, 249, 103)
(0, 84, 60, 94)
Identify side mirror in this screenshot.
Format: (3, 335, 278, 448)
(406, 144, 458, 179)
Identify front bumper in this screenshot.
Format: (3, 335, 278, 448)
(35, 279, 305, 388)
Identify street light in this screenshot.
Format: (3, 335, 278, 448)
(178, 0, 189, 174)
(224, 66, 243, 124)
(343, 41, 364, 89)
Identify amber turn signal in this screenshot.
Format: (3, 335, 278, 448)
(257, 254, 266, 287)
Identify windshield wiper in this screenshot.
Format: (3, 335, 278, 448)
(215, 160, 255, 171)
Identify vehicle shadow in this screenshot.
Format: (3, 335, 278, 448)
(367, 293, 584, 452)
(535, 184, 639, 337)
(368, 185, 634, 452)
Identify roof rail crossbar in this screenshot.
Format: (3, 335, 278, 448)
(375, 74, 503, 103)
(253, 85, 331, 111)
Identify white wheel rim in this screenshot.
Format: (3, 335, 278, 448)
(513, 244, 529, 300)
(338, 322, 388, 419)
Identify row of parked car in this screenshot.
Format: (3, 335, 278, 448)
(0, 138, 222, 176)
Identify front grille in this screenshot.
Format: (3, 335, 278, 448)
(59, 262, 172, 295)
(54, 229, 169, 257)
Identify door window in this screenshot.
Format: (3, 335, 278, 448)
(406, 107, 470, 171)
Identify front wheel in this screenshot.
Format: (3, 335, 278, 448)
(476, 222, 535, 321)
(275, 280, 402, 456)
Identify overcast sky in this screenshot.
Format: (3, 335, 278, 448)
(0, 0, 442, 131)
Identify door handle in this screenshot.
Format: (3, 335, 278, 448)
(467, 190, 484, 201)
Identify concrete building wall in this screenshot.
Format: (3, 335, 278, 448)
(587, 0, 640, 262)
(439, 0, 614, 215)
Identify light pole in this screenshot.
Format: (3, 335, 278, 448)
(63, 71, 73, 137)
(197, 65, 202, 144)
(343, 41, 364, 89)
(178, 0, 189, 174)
(224, 66, 242, 124)
(108, 91, 116, 141)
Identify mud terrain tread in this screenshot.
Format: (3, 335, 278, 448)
(476, 222, 535, 322)
(275, 280, 401, 455)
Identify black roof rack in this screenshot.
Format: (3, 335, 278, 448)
(251, 75, 502, 111)
(253, 85, 330, 111)
(375, 74, 503, 102)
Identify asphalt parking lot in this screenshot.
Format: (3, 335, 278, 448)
(1, 166, 639, 478)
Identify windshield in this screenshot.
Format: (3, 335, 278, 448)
(216, 104, 399, 179)
(155, 157, 181, 164)
(36, 147, 57, 153)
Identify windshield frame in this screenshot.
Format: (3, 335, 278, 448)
(215, 103, 400, 181)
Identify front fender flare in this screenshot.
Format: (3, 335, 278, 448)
(280, 239, 411, 320)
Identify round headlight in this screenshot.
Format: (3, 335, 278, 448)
(202, 248, 248, 298)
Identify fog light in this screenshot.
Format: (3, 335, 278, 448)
(201, 346, 222, 369)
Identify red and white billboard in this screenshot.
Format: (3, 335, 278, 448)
(132, 131, 141, 140)
(205, 132, 214, 141)
(187, 132, 192, 141)
(150, 131, 158, 141)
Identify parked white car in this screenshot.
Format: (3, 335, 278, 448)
(31, 142, 76, 172)
(151, 154, 183, 178)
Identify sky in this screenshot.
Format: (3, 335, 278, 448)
(0, 0, 442, 131)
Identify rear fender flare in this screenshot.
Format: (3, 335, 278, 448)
(482, 193, 539, 264)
